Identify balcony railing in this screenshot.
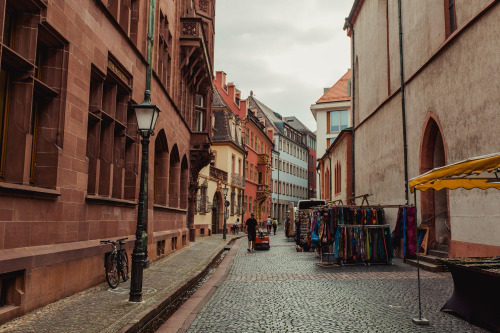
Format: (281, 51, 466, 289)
(231, 173, 245, 187)
(257, 184, 271, 197)
(257, 154, 269, 165)
(209, 166, 228, 182)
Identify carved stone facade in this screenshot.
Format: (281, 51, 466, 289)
(0, 0, 215, 323)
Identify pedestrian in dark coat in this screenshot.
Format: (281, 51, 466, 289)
(246, 213, 258, 252)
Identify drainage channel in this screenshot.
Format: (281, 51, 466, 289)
(138, 249, 229, 333)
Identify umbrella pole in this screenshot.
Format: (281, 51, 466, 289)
(412, 190, 430, 325)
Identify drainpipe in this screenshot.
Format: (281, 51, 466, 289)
(328, 156, 332, 201)
(141, 0, 156, 259)
(316, 168, 321, 199)
(145, 0, 155, 98)
(346, 20, 356, 203)
(398, 0, 410, 205)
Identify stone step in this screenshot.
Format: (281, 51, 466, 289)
(418, 254, 442, 265)
(406, 258, 443, 272)
(434, 243, 449, 252)
(428, 249, 449, 258)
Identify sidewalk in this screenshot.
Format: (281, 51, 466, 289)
(0, 234, 240, 333)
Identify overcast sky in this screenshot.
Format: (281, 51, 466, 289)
(213, 0, 353, 132)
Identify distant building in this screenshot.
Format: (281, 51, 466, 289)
(310, 70, 351, 200)
(283, 117, 317, 200)
(194, 90, 245, 236)
(317, 128, 352, 204)
(248, 96, 308, 222)
(214, 72, 273, 223)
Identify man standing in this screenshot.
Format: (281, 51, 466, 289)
(272, 218, 278, 235)
(246, 213, 258, 252)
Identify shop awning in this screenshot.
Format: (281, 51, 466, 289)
(409, 153, 500, 193)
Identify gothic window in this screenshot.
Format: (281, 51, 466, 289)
(86, 58, 136, 200)
(154, 130, 169, 205)
(158, 11, 173, 92)
(168, 144, 181, 207)
(108, 0, 139, 44)
(0, 3, 68, 188)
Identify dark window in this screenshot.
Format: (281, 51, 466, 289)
(0, 3, 68, 187)
(86, 61, 137, 200)
(445, 0, 457, 37)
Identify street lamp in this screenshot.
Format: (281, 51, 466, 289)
(222, 185, 229, 240)
(129, 93, 161, 303)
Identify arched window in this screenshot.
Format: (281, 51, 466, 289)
(169, 144, 180, 207)
(180, 155, 189, 209)
(154, 130, 169, 205)
(335, 162, 341, 194)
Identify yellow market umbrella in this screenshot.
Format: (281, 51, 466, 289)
(409, 153, 500, 193)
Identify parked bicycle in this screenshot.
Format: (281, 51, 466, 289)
(100, 238, 129, 289)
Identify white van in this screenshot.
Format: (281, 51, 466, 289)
(297, 199, 326, 211)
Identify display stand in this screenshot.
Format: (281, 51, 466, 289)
(417, 227, 429, 255)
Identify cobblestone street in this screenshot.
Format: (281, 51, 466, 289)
(184, 231, 487, 333)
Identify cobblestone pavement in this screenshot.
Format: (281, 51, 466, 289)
(186, 231, 488, 333)
(0, 234, 238, 333)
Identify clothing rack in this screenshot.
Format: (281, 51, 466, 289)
(308, 205, 401, 267)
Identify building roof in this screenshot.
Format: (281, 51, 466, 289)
(316, 69, 351, 104)
(247, 95, 282, 132)
(283, 116, 314, 136)
(211, 90, 245, 151)
(212, 88, 230, 109)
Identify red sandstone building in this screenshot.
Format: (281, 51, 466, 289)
(214, 72, 272, 222)
(0, 0, 215, 322)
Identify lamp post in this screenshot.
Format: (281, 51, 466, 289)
(222, 185, 229, 240)
(129, 93, 160, 303)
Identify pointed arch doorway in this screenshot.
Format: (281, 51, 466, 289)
(420, 116, 450, 252)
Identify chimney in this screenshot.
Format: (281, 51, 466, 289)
(323, 87, 329, 94)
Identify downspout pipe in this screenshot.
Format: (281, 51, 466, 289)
(346, 20, 356, 203)
(316, 168, 321, 199)
(398, 0, 410, 205)
(145, 0, 156, 101)
(328, 156, 332, 201)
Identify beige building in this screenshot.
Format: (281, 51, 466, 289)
(345, 0, 500, 257)
(311, 70, 352, 200)
(194, 90, 245, 236)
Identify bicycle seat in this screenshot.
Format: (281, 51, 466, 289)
(119, 240, 127, 245)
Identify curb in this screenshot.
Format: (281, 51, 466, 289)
(120, 237, 238, 333)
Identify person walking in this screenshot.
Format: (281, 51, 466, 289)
(266, 216, 272, 234)
(246, 213, 258, 252)
(234, 218, 240, 234)
(272, 218, 278, 235)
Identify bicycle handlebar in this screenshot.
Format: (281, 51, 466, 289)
(100, 237, 128, 245)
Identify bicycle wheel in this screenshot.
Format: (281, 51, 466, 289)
(105, 253, 120, 289)
(120, 251, 129, 282)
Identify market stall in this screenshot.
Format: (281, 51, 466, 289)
(409, 152, 500, 331)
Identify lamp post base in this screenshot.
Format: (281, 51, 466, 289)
(412, 317, 430, 325)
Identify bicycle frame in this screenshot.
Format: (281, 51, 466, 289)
(100, 238, 129, 288)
